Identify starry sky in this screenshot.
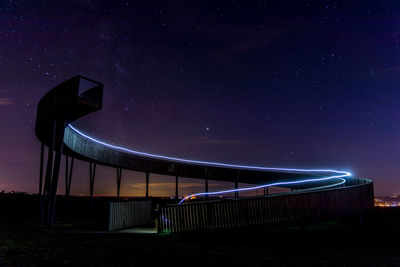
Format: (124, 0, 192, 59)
(1, 0, 400, 197)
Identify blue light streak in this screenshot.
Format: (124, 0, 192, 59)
(67, 124, 352, 204)
(68, 125, 351, 174)
(178, 177, 346, 205)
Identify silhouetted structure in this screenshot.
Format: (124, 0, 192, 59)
(35, 75, 374, 229)
(36, 76, 103, 225)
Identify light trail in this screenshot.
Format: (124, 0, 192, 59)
(178, 177, 346, 205)
(67, 124, 352, 205)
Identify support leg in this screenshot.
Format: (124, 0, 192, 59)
(39, 143, 44, 196)
(204, 168, 208, 200)
(89, 163, 96, 198)
(65, 156, 74, 220)
(41, 121, 55, 223)
(234, 172, 239, 198)
(175, 175, 178, 200)
(117, 168, 122, 199)
(234, 180, 239, 198)
(89, 162, 96, 212)
(48, 119, 66, 225)
(65, 156, 68, 193)
(39, 143, 44, 214)
(145, 172, 149, 198)
(263, 186, 268, 196)
(205, 178, 208, 200)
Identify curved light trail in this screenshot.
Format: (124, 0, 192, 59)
(68, 124, 352, 204)
(178, 177, 347, 205)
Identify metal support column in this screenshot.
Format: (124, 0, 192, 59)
(89, 162, 96, 198)
(41, 121, 55, 223)
(39, 143, 44, 197)
(117, 168, 122, 199)
(263, 186, 269, 196)
(65, 156, 74, 220)
(48, 119, 66, 225)
(89, 162, 96, 214)
(38, 143, 44, 215)
(234, 173, 239, 198)
(175, 175, 178, 200)
(65, 157, 74, 196)
(204, 168, 208, 200)
(145, 172, 149, 198)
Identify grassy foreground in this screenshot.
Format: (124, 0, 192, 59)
(1, 208, 400, 266)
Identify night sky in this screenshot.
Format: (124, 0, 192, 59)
(1, 0, 400, 197)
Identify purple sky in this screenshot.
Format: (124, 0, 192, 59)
(1, 0, 400, 196)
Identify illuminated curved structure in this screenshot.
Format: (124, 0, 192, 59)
(35, 75, 374, 229)
(66, 124, 350, 200)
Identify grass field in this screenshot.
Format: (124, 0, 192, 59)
(1, 207, 400, 266)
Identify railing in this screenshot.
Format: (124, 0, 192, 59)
(159, 180, 373, 233)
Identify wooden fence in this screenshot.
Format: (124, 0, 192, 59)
(108, 200, 152, 231)
(159, 180, 374, 233)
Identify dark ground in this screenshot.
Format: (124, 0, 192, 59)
(1, 194, 400, 266)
